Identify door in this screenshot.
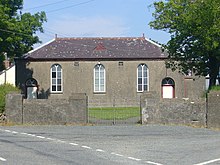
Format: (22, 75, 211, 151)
(27, 87, 38, 99)
(162, 86, 174, 98)
(162, 77, 175, 99)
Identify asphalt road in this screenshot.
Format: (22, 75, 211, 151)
(0, 125, 220, 165)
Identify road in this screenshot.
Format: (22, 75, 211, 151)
(0, 125, 220, 165)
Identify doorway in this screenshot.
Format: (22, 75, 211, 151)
(162, 77, 175, 98)
(25, 78, 38, 99)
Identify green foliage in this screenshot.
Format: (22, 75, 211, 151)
(0, 0, 47, 71)
(0, 55, 4, 71)
(210, 85, 220, 91)
(0, 84, 20, 113)
(149, 0, 220, 88)
(89, 107, 140, 120)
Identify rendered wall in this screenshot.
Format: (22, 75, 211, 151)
(15, 60, 206, 107)
(0, 65, 15, 86)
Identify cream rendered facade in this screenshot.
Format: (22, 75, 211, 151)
(15, 59, 206, 107)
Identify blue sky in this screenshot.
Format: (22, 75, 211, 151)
(23, 0, 170, 46)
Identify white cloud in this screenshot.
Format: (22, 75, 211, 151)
(47, 15, 130, 37)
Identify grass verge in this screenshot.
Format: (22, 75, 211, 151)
(88, 107, 140, 120)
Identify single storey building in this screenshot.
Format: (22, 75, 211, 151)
(15, 36, 206, 107)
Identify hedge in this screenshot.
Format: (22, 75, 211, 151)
(0, 84, 20, 113)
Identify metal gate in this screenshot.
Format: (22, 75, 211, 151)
(88, 98, 141, 125)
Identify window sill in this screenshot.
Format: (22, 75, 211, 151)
(50, 91, 63, 94)
(93, 92, 106, 95)
(137, 91, 149, 93)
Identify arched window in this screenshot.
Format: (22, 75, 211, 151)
(137, 64, 149, 92)
(94, 64, 105, 92)
(51, 64, 62, 92)
(162, 77, 175, 98)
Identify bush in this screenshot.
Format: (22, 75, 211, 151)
(0, 84, 20, 113)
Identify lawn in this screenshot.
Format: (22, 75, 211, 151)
(210, 85, 220, 91)
(88, 107, 140, 120)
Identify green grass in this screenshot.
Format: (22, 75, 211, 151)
(88, 107, 140, 120)
(210, 85, 220, 91)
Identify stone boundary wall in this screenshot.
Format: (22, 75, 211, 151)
(141, 92, 206, 127)
(141, 91, 220, 129)
(207, 91, 220, 129)
(5, 93, 88, 125)
(4, 91, 220, 128)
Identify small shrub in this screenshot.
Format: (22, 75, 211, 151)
(0, 84, 20, 113)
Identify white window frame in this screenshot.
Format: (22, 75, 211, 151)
(137, 64, 149, 92)
(94, 64, 106, 93)
(51, 64, 63, 93)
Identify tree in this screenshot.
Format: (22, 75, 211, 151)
(149, 0, 220, 89)
(0, 0, 46, 71)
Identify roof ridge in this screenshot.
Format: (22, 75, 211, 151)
(55, 37, 144, 41)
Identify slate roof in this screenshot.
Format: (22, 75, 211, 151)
(23, 37, 167, 61)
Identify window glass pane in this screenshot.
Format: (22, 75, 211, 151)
(95, 69, 99, 73)
(52, 66, 56, 72)
(95, 73, 99, 79)
(94, 66, 99, 71)
(52, 86, 56, 91)
(100, 85, 104, 91)
(52, 79, 56, 85)
(138, 69, 142, 77)
(100, 79, 104, 85)
(144, 85, 147, 91)
(100, 70, 104, 74)
(95, 85, 99, 91)
(162, 79, 168, 85)
(138, 85, 142, 91)
(143, 69, 147, 77)
(100, 72, 104, 78)
(52, 72, 56, 78)
(57, 79, 61, 85)
(168, 79, 174, 85)
(144, 77, 147, 84)
(57, 66, 61, 71)
(57, 86, 61, 91)
(100, 67, 104, 71)
(57, 72, 61, 78)
(138, 78, 142, 84)
(138, 65, 142, 70)
(95, 79, 99, 84)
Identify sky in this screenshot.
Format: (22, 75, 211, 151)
(22, 0, 170, 47)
